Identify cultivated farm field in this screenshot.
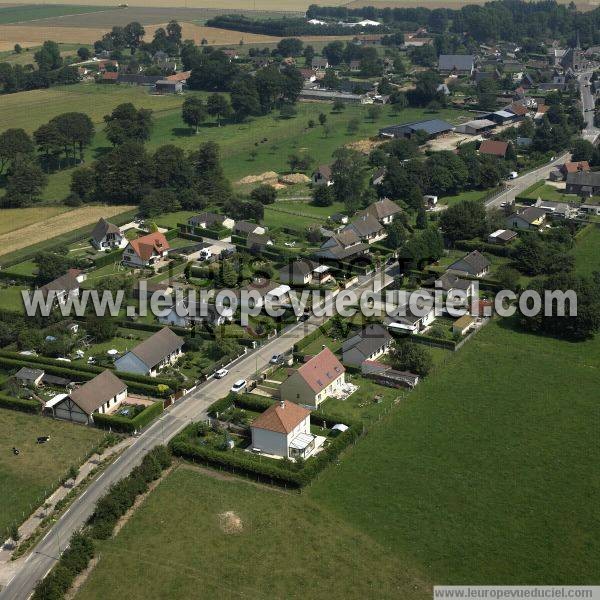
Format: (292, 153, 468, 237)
(0, 206, 68, 235)
(0, 204, 135, 257)
(0, 3, 109, 25)
(0, 408, 105, 536)
(76, 466, 430, 600)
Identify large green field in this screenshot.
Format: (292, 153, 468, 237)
(309, 319, 600, 585)
(0, 84, 470, 201)
(76, 465, 429, 600)
(0, 408, 105, 535)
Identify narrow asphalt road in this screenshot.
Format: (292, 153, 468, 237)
(0, 267, 393, 600)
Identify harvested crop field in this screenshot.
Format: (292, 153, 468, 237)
(24, 6, 300, 28)
(345, 0, 597, 7)
(0, 205, 135, 257)
(0, 0, 334, 9)
(0, 21, 355, 46)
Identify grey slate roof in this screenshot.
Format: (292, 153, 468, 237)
(438, 54, 475, 71)
(69, 370, 127, 415)
(90, 217, 120, 243)
(379, 119, 454, 137)
(129, 327, 184, 370)
(15, 367, 45, 381)
(449, 250, 491, 274)
(342, 324, 391, 364)
(566, 171, 600, 188)
(188, 212, 228, 227)
(345, 213, 384, 238)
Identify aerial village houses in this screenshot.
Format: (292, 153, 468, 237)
(379, 119, 455, 140)
(506, 207, 547, 230)
(250, 400, 318, 459)
(279, 347, 345, 409)
(39, 268, 86, 307)
(565, 171, 600, 196)
(187, 212, 235, 231)
(48, 370, 128, 425)
(342, 324, 393, 368)
(438, 54, 475, 76)
(279, 259, 333, 286)
(312, 165, 333, 186)
(90, 217, 126, 250)
(357, 197, 402, 225)
(315, 229, 369, 261)
(115, 327, 184, 377)
(344, 213, 386, 244)
(488, 229, 518, 245)
(447, 250, 491, 278)
(122, 231, 170, 269)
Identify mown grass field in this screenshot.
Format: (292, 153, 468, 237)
(308, 319, 600, 585)
(572, 223, 600, 277)
(0, 408, 105, 535)
(0, 84, 186, 133)
(76, 465, 429, 600)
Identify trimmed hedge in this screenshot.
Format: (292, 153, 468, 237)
(0, 356, 175, 398)
(193, 393, 364, 487)
(32, 532, 94, 600)
(0, 271, 35, 284)
(0, 350, 178, 390)
(0, 393, 39, 414)
(454, 238, 513, 258)
(92, 248, 123, 268)
(93, 400, 163, 433)
(87, 445, 171, 540)
(170, 437, 307, 487)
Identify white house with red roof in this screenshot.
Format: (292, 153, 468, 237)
(279, 347, 345, 409)
(122, 231, 170, 269)
(250, 400, 318, 459)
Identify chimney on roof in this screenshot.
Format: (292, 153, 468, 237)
(322, 344, 326, 349)
(280, 400, 285, 409)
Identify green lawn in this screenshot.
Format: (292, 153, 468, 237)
(571, 224, 600, 277)
(0, 408, 105, 535)
(308, 319, 600, 585)
(0, 4, 109, 24)
(438, 188, 493, 207)
(519, 180, 580, 203)
(0, 285, 27, 312)
(76, 466, 428, 600)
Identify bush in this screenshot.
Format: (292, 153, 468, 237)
(93, 401, 163, 433)
(32, 532, 94, 600)
(87, 446, 171, 539)
(0, 393, 39, 414)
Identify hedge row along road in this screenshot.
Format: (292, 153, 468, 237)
(0, 263, 395, 600)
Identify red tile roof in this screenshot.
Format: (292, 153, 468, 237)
(128, 232, 170, 261)
(508, 102, 528, 116)
(102, 71, 118, 80)
(563, 161, 590, 173)
(251, 400, 310, 434)
(166, 70, 191, 82)
(479, 139, 509, 157)
(295, 347, 345, 393)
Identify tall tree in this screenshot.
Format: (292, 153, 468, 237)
(123, 21, 145, 54)
(104, 103, 153, 145)
(206, 93, 231, 126)
(2, 155, 47, 207)
(0, 128, 34, 174)
(182, 96, 206, 134)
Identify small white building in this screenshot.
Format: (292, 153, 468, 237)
(251, 400, 316, 459)
(90, 217, 126, 250)
(50, 370, 128, 424)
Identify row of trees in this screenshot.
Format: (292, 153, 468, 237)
(94, 20, 182, 56)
